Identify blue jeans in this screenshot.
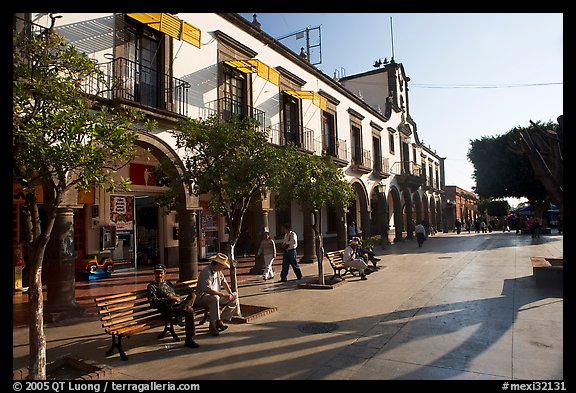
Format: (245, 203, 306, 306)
(280, 249, 302, 281)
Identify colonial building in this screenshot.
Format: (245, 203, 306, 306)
(444, 185, 479, 229)
(13, 13, 445, 293)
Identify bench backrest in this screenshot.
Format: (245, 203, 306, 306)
(325, 250, 345, 266)
(94, 279, 198, 334)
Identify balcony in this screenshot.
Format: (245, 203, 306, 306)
(267, 124, 315, 153)
(373, 156, 391, 179)
(391, 161, 424, 192)
(84, 57, 191, 117)
(350, 148, 372, 174)
(203, 98, 266, 130)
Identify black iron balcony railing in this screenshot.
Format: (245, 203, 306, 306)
(203, 97, 266, 130)
(351, 147, 372, 169)
(84, 56, 191, 117)
(373, 156, 390, 176)
(336, 138, 348, 162)
(390, 161, 422, 176)
(267, 123, 314, 153)
(13, 15, 46, 38)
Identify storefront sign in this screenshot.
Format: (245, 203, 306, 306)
(110, 195, 134, 231)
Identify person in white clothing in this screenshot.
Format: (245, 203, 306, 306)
(343, 238, 368, 280)
(257, 231, 277, 280)
(278, 223, 302, 282)
(194, 253, 239, 336)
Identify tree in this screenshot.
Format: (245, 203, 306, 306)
(468, 132, 549, 214)
(478, 199, 510, 217)
(172, 115, 285, 293)
(13, 24, 146, 379)
(274, 145, 355, 284)
(508, 118, 563, 221)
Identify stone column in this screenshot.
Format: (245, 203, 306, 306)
(45, 205, 83, 323)
(337, 204, 348, 249)
(178, 208, 198, 281)
(361, 208, 372, 239)
(300, 207, 317, 264)
(377, 192, 389, 248)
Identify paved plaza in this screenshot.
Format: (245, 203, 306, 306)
(12, 230, 564, 382)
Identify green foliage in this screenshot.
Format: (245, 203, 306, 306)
(360, 235, 380, 251)
(486, 200, 510, 216)
(13, 24, 148, 381)
(13, 29, 143, 199)
(173, 115, 280, 218)
(274, 144, 354, 211)
(467, 131, 547, 201)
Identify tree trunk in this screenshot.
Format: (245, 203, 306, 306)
(28, 257, 46, 380)
(25, 197, 57, 380)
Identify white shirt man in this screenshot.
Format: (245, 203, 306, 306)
(343, 238, 368, 280)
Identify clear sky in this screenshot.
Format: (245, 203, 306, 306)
(239, 13, 563, 207)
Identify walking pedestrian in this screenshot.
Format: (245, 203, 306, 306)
(415, 221, 426, 247)
(278, 223, 302, 282)
(348, 221, 358, 237)
(257, 230, 277, 280)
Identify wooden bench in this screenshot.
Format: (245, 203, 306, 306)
(325, 250, 357, 280)
(94, 279, 209, 361)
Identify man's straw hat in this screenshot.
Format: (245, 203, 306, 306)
(210, 253, 230, 269)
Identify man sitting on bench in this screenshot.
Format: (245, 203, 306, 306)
(195, 253, 240, 336)
(343, 238, 369, 280)
(147, 264, 199, 348)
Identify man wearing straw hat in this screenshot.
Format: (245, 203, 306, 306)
(343, 238, 368, 280)
(195, 253, 239, 336)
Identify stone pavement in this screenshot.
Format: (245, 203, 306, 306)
(12, 231, 564, 381)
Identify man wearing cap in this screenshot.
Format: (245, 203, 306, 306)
(195, 253, 239, 336)
(147, 264, 199, 348)
(343, 238, 368, 280)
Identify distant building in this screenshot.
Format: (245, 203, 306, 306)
(444, 186, 479, 230)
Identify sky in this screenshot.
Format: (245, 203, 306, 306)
(238, 13, 563, 208)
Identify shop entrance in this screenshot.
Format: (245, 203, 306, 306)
(135, 195, 159, 267)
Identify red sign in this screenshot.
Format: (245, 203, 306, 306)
(129, 163, 157, 186)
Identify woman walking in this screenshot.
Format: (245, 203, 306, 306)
(257, 231, 277, 280)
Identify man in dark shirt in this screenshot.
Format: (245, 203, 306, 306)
(147, 264, 199, 348)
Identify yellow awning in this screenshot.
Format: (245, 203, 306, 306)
(127, 13, 201, 48)
(224, 59, 280, 86)
(181, 21, 201, 48)
(284, 90, 327, 111)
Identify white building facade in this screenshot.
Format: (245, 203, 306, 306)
(15, 13, 445, 280)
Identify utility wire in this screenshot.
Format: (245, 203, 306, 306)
(411, 82, 562, 89)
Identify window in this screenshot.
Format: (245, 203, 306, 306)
(282, 92, 301, 146)
(322, 111, 337, 156)
(389, 133, 395, 154)
(222, 66, 247, 120)
(351, 124, 362, 165)
(373, 136, 382, 172)
(123, 20, 162, 108)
